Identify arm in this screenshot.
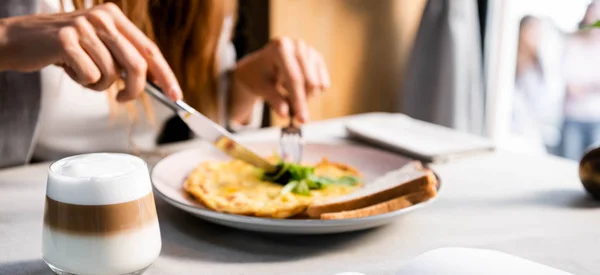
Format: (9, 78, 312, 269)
(228, 61, 261, 126)
(0, 3, 181, 101)
(566, 83, 600, 97)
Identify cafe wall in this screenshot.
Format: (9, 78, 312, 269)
(267, 0, 427, 125)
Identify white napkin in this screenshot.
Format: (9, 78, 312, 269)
(346, 113, 494, 163)
(331, 247, 571, 275)
(396, 247, 573, 275)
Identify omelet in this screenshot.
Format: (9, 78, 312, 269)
(183, 158, 362, 218)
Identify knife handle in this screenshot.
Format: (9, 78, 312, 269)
(144, 80, 202, 116)
(119, 70, 181, 112)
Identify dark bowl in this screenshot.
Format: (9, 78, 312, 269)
(579, 145, 600, 200)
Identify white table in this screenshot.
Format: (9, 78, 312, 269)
(0, 114, 598, 275)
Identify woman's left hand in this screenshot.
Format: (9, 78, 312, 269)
(231, 37, 330, 124)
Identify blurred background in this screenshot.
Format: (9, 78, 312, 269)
(237, 0, 600, 160)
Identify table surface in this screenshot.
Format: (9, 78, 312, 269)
(1, 113, 598, 275)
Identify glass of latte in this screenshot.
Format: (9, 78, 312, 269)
(42, 153, 161, 275)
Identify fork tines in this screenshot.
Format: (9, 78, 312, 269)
(280, 124, 303, 164)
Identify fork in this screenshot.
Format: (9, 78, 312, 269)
(280, 107, 303, 163)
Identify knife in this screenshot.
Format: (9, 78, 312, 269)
(143, 81, 278, 173)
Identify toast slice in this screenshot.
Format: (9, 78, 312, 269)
(320, 181, 437, 219)
(307, 161, 436, 218)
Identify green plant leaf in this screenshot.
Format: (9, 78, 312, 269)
(262, 163, 289, 183)
(308, 175, 335, 185)
(280, 181, 298, 194)
(293, 180, 311, 196)
(305, 178, 322, 189)
(287, 163, 314, 179)
(264, 160, 363, 196)
(308, 175, 361, 186)
(336, 175, 362, 186)
(583, 20, 600, 29)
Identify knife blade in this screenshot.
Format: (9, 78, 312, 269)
(143, 81, 278, 173)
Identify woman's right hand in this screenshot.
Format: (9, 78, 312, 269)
(0, 3, 181, 101)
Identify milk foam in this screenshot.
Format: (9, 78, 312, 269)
(47, 153, 152, 205)
(56, 153, 139, 179)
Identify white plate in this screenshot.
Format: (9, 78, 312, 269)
(151, 142, 440, 234)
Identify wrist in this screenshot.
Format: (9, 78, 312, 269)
(232, 68, 260, 101)
(228, 68, 260, 125)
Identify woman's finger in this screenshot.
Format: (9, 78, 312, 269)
(271, 37, 309, 122)
(57, 26, 102, 86)
(294, 40, 320, 97)
(86, 11, 147, 102)
(94, 3, 182, 100)
(314, 50, 330, 90)
(262, 86, 289, 117)
(73, 16, 117, 91)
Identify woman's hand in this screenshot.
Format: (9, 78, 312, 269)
(231, 37, 330, 124)
(0, 3, 181, 101)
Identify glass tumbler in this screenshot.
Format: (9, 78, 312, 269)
(42, 153, 161, 275)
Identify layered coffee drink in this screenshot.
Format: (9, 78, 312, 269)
(42, 153, 161, 275)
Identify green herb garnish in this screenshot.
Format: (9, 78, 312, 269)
(583, 20, 600, 30)
(281, 181, 299, 194)
(263, 161, 361, 195)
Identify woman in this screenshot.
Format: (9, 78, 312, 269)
(0, 0, 329, 167)
(511, 16, 566, 154)
(560, 0, 600, 160)
(511, 16, 546, 153)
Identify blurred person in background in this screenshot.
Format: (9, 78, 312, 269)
(560, 0, 600, 160)
(512, 16, 566, 154)
(0, 0, 329, 168)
